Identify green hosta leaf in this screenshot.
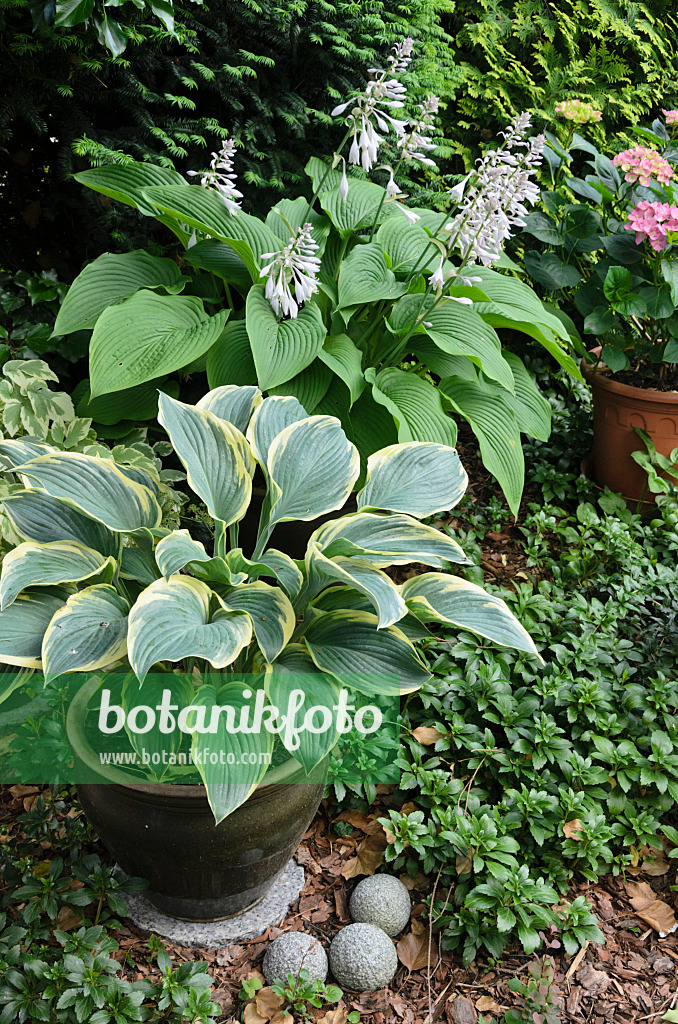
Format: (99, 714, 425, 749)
(122, 673, 192, 782)
(128, 576, 252, 681)
(318, 335, 364, 406)
(196, 385, 263, 434)
(349, 390, 399, 467)
(143, 185, 281, 280)
(321, 180, 388, 235)
(421, 301, 514, 394)
(304, 156, 343, 193)
(17, 453, 162, 532)
(265, 415, 359, 528)
(0, 666, 34, 708)
(311, 586, 433, 642)
(366, 367, 458, 446)
(75, 378, 179, 426)
(266, 199, 331, 250)
(303, 609, 430, 696)
(440, 376, 524, 518)
(3, 491, 118, 556)
(154, 530, 247, 584)
(246, 396, 308, 467)
(246, 286, 326, 390)
(74, 163, 187, 219)
(0, 440, 55, 469)
(184, 239, 251, 290)
(306, 544, 406, 628)
(42, 585, 129, 680)
(0, 541, 115, 610)
(54, 251, 185, 335)
(225, 548, 304, 601)
(402, 573, 539, 656)
(267, 645, 340, 771)
(376, 217, 440, 275)
(89, 290, 229, 398)
(191, 681, 273, 824)
(268, 359, 333, 413)
(121, 545, 161, 586)
(158, 393, 253, 528)
(0, 588, 67, 668)
(477, 302, 583, 379)
(206, 321, 257, 388)
(503, 353, 551, 442)
(357, 442, 467, 517)
(337, 244, 408, 309)
(313, 512, 469, 567)
(218, 581, 295, 662)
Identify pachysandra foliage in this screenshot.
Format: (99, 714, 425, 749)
(58, 40, 580, 516)
(0, 387, 538, 822)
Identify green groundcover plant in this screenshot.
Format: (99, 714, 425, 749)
(351, 369, 678, 963)
(0, 385, 538, 822)
(518, 111, 678, 379)
(54, 39, 580, 514)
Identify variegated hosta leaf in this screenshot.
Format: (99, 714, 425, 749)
(401, 573, 540, 657)
(303, 609, 430, 696)
(16, 453, 162, 532)
(0, 588, 68, 668)
(154, 530, 245, 585)
(312, 512, 470, 567)
(265, 416, 360, 527)
(217, 581, 295, 662)
(0, 440, 56, 470)
(305, 543, 406, 629)
(3, 490, 119, 557)
(226, 547, 304, 601)
(312, 586, 433, 642)
(246, 395, 308, 467)
(196, 385, 263, 435)
(190, 681, 274, 824)
(128, 576, 253, 681)
(158, 394, 253, 527)
(0, 666, 34, 707)
(0, 541, 115, 610)
(357, 442, 468, 517)
(122, 673, 194, 781)
(42, 585, 129, 681)
(267, 644, 340, 772)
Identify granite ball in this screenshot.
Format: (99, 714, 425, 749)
(329, 923, 397, 991)
(349, 874, 411, 936)
(263, 931, 328, 985)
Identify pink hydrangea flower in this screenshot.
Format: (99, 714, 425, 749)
(613, 145, 674, 186)
(663, 109, 678, 125)
(554, 99, 603, 124)
(625, 200, 678, 251)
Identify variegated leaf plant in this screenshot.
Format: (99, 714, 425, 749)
(0, 386, 539, 822)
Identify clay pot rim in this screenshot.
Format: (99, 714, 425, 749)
(66, 674, 308, 797)
(582, 348, 678, 404)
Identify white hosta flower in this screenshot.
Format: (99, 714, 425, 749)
(398, 95, 439, 168)
(259, 223, 321, 319)
(429, 256, 445, 290)
(332, 38, 413, 174)
(445, 113, 544, 266)
(339, 160, 349, 201)
(397, 205, 420, 225)
(187, 138, 243, 215)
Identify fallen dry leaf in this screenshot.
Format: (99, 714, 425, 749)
(562, 819, 583, 840)
(455, 852, 473, 875)
(626, 880, 678, 937)
(8, 785, 39, 798)
(269, 1013, 293, 1024)
(244, 1004, 268, 1024)
(396, 924, 437, 972)
(318, 1009, 348, 1024)
(341, 834, 386, 879)
(576, 964, 610, 996)
(446, 994, 477, 1024)
(475, 995, 501, 1013)
(335, 810, 383, 835)
(255, 987, 284, 1020)
(411, 727, 445, 746)
(55, 906, 82, 931)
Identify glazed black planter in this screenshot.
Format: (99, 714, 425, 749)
(67, 680, 326, 921)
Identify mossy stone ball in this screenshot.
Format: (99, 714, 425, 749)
(263, 932, 328, 985)
(329, 923, 397, 991)
(349, 874, 411, 936)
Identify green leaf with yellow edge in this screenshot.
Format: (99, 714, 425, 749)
(357, 442, 467, 517)
(42, 585, 129, 681)
(0, 541, 115, 610)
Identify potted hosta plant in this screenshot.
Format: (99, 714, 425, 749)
(0, 387, 538, 920)
(54, 39, 579, 517)
(521, 111, 678, 501)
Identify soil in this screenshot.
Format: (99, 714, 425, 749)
(602, 359, 678, 393)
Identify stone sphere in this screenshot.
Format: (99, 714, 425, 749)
(263, 931, 328, 985)
(349, 874, 411, 936)
(329, 923, 397, 991)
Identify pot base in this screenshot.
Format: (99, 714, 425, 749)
(120, 858, 305, 948)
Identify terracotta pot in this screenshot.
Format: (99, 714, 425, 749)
(67, 678, 326, 921)
(581, 350, 678, 501)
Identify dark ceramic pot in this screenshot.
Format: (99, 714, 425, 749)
(67, 679, 326, 921)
